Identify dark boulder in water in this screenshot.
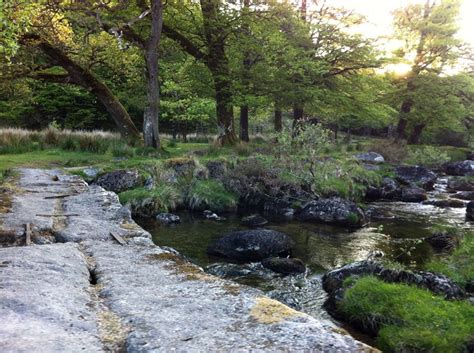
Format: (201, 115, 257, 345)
(423, 199, 465, 208)
(297, 198, 366, 227)
(241, 214, 268, 227)
(261, 257, 306, 275)
(400, 185, 427, 202)
(451, 191, 474, 201)
(467, 201, 474, 221)
(207, 229, 294, 262)
(442, 160, 474, 176)
(425, 232, 459, 251)
(322, 260, 466, 303)
(365, 177, 402, 201)
(156, 213, 181, 225)
(447, 177, 474, 191)
(263, 199, 295, 221)
(395, 165, 437, 190)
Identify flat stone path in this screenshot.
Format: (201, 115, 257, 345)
(0, 169, 376, 352)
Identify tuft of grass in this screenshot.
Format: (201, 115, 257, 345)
(185, 179, 237, 212)
(425, 232, 474, 288)
(340, 276, 474, 353)
(118, 185, 181, 212)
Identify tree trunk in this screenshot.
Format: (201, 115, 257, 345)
(292, 104, 304, 130)
(202, 0, 237, 146)
(239, 105, 249, 142)
(408, 123, 426, 144)
(274, 109, 282, 132)
(31, 36, 140, 140)
(396, 98, 413, 140)
(143, 0, 163, 148)
(213, 70, 237, 145)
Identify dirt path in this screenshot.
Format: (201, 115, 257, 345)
(0, 169, 376, 352)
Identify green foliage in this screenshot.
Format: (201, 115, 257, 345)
(340, 276, 474, 353)
(425, 232, 474, 288)
(185, 180, 237, 212)
(406, 146, 451, 167)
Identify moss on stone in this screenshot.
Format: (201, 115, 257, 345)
(250, 297, 303, 324)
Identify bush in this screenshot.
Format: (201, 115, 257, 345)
(340, 276, 474, 352)
(406, 146, 451, 167)
(185, 179, 237, 212)
(368, 139, 408, 164)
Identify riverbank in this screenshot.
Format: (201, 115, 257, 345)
(0, 168, 374, 351)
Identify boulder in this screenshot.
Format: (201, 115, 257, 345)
(365, 177, 401, 200)
(241, 214, 268, 227)
(354, 152, 385, 164)
(423, 199, 465, 208)
(395, 165, 437, 190)
(203, 210, 226, 221)
(156, 213, 180, 225)
(365, 207, 395, 220)
(83, 167, 101, 179)
(442, 160, 474, 176)
(166, 158, 196, 177)
(467, 201, 474, 221)
(206, 160, 227, 179)
(207, 229, 295, 262)
(400, 186, 427, 202)
(144, 176, 155, 191)
(298, 198, 366, 227)
(94, 169, 140, 193)
(261, 257, 306, 275)
(451, 191, 474, 201)
(425, 232, 459, 251)
(447, 177, 474, 191)
(322, 260, 466, 301)
(263, 199, 295, 221)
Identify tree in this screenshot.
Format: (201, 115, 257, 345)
(91, 0, 164, 148)
(393, 0, 463, 141)
(0, 2, 141, 139)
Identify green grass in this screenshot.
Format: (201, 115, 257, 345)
(118, 185, 181, 212)
(425, 232, 474, 288)
(185, 179, 238, 212)
(340, 276, 474, 353)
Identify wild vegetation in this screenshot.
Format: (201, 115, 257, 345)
(1, 0, 473, 352)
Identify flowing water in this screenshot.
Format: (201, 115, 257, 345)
(137, 178, 472, 323)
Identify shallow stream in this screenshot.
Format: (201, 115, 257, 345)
(137, 178, 472, 323)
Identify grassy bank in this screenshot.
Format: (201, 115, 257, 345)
(336, 230, 474, 352)
(339, 276, 474, 353)
(426, 232, 474, 289)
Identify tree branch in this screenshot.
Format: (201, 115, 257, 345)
(162, 24, 207, 61)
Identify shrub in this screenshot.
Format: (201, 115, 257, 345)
(340, 276, 474, 353)
(368, 139, 408, 164)
(185, 179, 237, 212)
(406, 146, 451, 167)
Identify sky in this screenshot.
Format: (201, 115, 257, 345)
(326, 0, 474, 73)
